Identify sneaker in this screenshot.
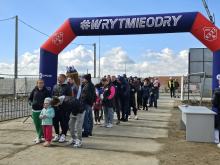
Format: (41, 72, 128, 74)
(217, 143, 220, 148)
(52, 134, 60, 142)
(100, 123, 107, 127)
(73, 139, 82, 148)
(134, 115, 138, 120)
(68, 139, 76, 145)
(128, 116, 131, 119)
(58, 134, 66, 143)
(35, 138, 41, 144)
(95, 122, 98, 125)
(33, 137, 38, 142)
(106, 123, 113, 128)
(97, 122, 101, 125)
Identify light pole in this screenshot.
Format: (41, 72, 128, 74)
(98, 36, 101, 78)
(14, 15, 18, 98)
(93, 43, 96, 78)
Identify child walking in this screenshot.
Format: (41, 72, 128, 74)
(39, 98, 55, 147)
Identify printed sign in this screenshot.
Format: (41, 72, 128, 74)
(203, 27, 217, 41)
(52, 32, 64, 45)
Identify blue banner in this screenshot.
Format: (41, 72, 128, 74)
(39, 49, 58, 93)
(69, 12, 197, 36)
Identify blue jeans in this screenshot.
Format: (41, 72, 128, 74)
(103, 106, 114, 125)
(149, 94, 157, 107)
(83, 104, 93, 135)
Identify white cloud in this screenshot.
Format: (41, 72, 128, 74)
(0, 46, 188, 77)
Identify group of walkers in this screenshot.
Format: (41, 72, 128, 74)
(29, 67, 161, 148)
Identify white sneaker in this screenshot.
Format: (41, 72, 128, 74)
(100, 123, 107, 127)
(52, 134, 60, 142)
(35, 138, 41, 144)
(128, 116, 131, 119)
(33, 137, 38, 142)
(58, 134, 66, 143)
(68, 138, 76, 145)
(97, 122, 101, 125)
(106, 123, 113, 128)
(73, 139, 82, 148)
(217, 143, 220, 148)
(134, 115, 138, 120)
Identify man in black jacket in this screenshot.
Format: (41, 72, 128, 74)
(129, 79, 138, 120)
(111, 75, 121, 124)
(51, 96, 85, 148)
(80, 74, 95, 137)
(52, 74, 72, 143)
(118, 76, 130, 122)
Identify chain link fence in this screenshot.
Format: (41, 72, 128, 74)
(0, 74, 38, 121)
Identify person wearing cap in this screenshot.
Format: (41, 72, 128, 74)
(80, 74, 96, 137)
(101, 77, 116, 128)
(39, 97, 55, 147)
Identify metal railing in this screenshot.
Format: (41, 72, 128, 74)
(0, 93, 31, 121)
(181, 72, 207, 105)
(0, 74, 38, 121)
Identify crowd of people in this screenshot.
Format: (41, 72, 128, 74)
(29, 67, 161, 148)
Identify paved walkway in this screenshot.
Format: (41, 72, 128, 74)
(0, 95, 174, 165)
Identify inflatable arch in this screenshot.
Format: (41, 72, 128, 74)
(40, 12, 220, 92)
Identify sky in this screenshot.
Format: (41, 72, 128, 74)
(0, 0, 219, 77)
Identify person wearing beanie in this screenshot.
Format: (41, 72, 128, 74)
(80, 73, 96, 137)
(39, 97, 55, 147)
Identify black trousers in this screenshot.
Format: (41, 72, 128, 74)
(94, 110, 101, 122)
(137, 92, 142, 109)
(121, 99, 129, 120)
(114, 97, 121, 120)
(129, 99, 137, 116)
(149, 94, 157, 108)
(53, 107, 69, 136)
(142, 97, 149, 110)
(170, 88, 175, 98)
(216, 113, 220, 141)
